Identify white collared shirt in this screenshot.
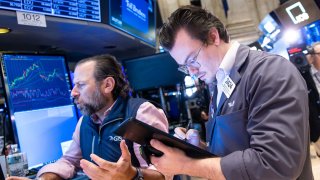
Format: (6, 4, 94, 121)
(310, 64, 320, 93)
(216, 41, 240, 107)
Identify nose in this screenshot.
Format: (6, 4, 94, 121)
(188, 66, 199, 76)
(71, 86, 79, 98)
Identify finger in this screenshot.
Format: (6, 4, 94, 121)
(186, 129, 199, 140)
(174, 127, 186, 133)
(150, 139, 170, 153)
(174, 128, 186, 139)
(80, 159, 103, 179)
(6, 177, 29, 180)
(120, 140, 131, 161)
(90, 154, 116, 170)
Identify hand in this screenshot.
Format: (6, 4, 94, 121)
(6, 173, 62, 180)
(80, 140, 137, 180)
(173, 127, 187, 140)
(174, 127, 200, 146)
(39, 172, 63, 180)
(201, 111, 209, 121)
(150, 139, 192, 176)
(6, 177, 30, 180)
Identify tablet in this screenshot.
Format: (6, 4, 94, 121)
(114, 118, 216, 159)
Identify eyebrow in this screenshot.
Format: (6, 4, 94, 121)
(74, 80, 86, 84)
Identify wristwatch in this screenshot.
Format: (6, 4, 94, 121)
(133, 167, 144, 180)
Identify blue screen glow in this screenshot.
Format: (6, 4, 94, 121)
(0, 54, 78, 168)
(122, 0, 148, 33)
(2, 55, 73, 112)
(109, 0, 156, 46)
(302, 20, 320, 46)
(0, 0, 101, 22)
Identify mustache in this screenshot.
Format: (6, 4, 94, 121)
(73, 98, 78, 104)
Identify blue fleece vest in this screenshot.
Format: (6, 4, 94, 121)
(79, 97, 147, 167)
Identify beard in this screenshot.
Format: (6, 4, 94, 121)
(76, 87, 108, 116)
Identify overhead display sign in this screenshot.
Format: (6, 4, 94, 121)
(109, 0, 156, 47)
(0, 0, 101, 22)
(274, 0, 320, 29)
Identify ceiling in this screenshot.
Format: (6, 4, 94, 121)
(0, 10, 157, 65)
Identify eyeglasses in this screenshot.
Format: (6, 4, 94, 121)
(178, 44, 203, 75)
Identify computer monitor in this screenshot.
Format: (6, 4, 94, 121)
(0, 54, 78, 168)
(0, 0, 101, 22)
(123, 52, 184, 91)
(108, 0, 156, 46)
(301, 19, 320, 46)
(258, 12, 282, 42)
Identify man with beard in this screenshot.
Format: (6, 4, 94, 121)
(7, 54, 168, 180)
(301, 42, 320, 157)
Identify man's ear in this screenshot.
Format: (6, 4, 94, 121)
(102, 77, 115, 94)
(208, 27, 220, 46)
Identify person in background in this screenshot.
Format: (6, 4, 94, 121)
(189, 80, 210, 140)
(7, 54, 168, 180)
(149, 5, 313, 180)
(301, 42, 320, 157)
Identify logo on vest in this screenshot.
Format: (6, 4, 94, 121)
(108, 136, 123, 142)
(228, 100, 235, 107)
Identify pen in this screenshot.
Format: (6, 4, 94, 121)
(185, 120, 200, 146)
(186, 120, 192, 132)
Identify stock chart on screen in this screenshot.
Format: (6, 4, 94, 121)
(0, 54, 77, 167)
(1, 54, 73, 112)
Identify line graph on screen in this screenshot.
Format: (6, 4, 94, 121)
(4, 59, 72, 112)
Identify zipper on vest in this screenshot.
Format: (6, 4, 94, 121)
(98, 117, 123, 144)
(91, 135, 95, 161)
